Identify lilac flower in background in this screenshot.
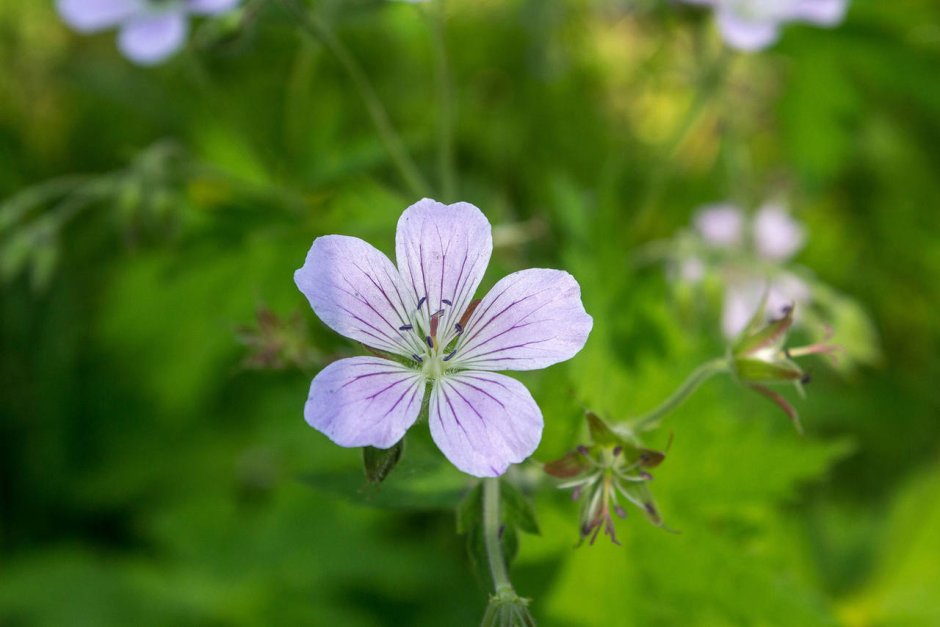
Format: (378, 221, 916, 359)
(56, 0, 240, 65)
(688, 201, 810, 337)
(682, 0, 849, 51)
(294, 199, 593, 477)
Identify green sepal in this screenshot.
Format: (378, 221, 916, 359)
(362, 438, 404, 485)
(543, 451, 590, 478)
(733, 357, 804, 383)
(734, 305, 794, 356)
(586, 411, 625, 446)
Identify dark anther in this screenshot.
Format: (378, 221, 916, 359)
(442, 299, 452, 306)
(800, 373, 813, 385)
(443, 349, 457, 362)
(416, 296, 427, 310)
(498, 524, 506, 540)
(454, 322, 463, 335)
(425, 336, 434, 348)
(398, 324, 413, 331)
(576, 445, 590, 457)
(412, 354, 423, 364)
(640, 471, 653, 481)
(614, 505, 627, 519)
(612, 446, 622, 457)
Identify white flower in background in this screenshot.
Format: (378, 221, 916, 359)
(56, 0, 240, 66)
(681, 0, 849, 51)
(690, 202, 810, 337)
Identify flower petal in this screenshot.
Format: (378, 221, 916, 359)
(56, 0, 140, 33)
(694, 203, 744, 248)
(295, 235, 424, 357)
(722, 273, 810, 338)
(394, 199, 492, 347)
(429, 372, 542, 477)
(451, 268, 592, 371)
(790, 0, 848, 25)
(715, 10, 780, 51)
(186, 0, 240, 14)
(753, 203, 805, 261)
(117, 11, 187, 65)
(305, 357, 425, 449)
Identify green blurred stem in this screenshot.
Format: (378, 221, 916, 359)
(483, 477, 513, 596)
(279, 0, 431, 198)
(427, 0, 457, 201)
(633, 358, 729, 432)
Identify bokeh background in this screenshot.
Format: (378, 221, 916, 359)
(2, 1, 940, 625)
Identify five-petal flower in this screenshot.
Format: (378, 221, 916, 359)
(56, 0, 240, 65)
(294, 199, 593, 477)
(682, 0, 849, 51)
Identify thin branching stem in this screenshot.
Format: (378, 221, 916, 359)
(632, 357, 729, 432)
(278, 0, 431, 198)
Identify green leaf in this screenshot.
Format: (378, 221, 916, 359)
(362, 439, 404, 485)
(500, 480, 540, 536)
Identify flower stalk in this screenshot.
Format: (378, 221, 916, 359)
(632, 357, 729, 432)
(483, 477, 513, 595)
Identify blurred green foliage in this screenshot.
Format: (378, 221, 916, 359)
(2, 0, 939, 625)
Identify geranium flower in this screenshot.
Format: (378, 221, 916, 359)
(294, 199, 593, 477)
(56, 0, 240, 65)
(682, 0, 849, 51)
(687, 202, 809, 337)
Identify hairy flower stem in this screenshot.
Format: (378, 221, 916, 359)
(279, 0, 431, 198)
(632, 358, 729, 433)
(483, 477, 514, 596)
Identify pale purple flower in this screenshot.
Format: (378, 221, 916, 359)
(694, 203, 745, 248)
(722, 271, 810, 337)
(753, 202, 805, 261)
(294, 199, 593, 478)
(682, 0, 849, 51)
(683, 201, 810, 337)
(57, 0, 240, 65)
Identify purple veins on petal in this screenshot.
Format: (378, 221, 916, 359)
(294, 235, 419, 358)
(428, 372, 542, 478)
(304, 356, 426, 449)
(452, 268, 593, 371)
(395, 199, 493, 347)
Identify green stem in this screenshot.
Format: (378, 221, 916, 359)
(279, 0, 431, 198)
(633, 358, 728, 432)
(427, 0, 456, 201)
(482, 477, 513, 596)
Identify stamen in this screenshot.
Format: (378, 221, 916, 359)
(612, 446, 622, 457)
(412, 354, 423, 364)
(428, 309, 444, 348)
(442, 299, 452, 306)
(456, 299, 481, 335)
(416, 296, 427, 310)
(398, 324, 413, 331)
(800, 373, 812, 385)
(425, 336, 434, 349)
(443, 349, 457, 361)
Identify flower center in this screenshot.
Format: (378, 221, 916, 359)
(397, 294, 480, 379)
